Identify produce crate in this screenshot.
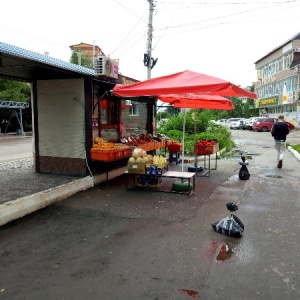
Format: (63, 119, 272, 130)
(122, 148, 131, 158)
(167, 145, 182, 152)
(127, 162, 146, 174)
(91, 150, 116, 161)
(115, 150, 123, 159)
(194, 142, 219, 155)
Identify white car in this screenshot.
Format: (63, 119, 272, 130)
(227, 118, 243, 129)
(215, 119, 227, 126)
(246, 117, 259, 130)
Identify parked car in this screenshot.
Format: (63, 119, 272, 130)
(253, 117, 277, 132)
(245, 117, 259, 130)
(238, 119, 249, 130)
(227, 118, 243, 129)
(215, 119, 227, 126)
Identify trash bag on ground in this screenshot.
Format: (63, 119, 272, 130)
(239, 155, 250, 180)
(211, 202, 244, 238)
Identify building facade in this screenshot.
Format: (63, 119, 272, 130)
(254, 33, 300, 126)
(70, 43, 149, 137)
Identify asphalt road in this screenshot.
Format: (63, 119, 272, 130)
(1, 129, 300, 300)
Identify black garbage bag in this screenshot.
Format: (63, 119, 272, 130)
(211, 202, 244, 238)
(239, 165, 250, 180)
(239, 155, 250, 180)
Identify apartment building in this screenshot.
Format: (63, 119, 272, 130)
(254, 32, 300, 126)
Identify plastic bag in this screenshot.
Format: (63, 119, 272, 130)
(211, 202, 244, 238)
(239, 155, 250, 180)
(211, 215, 244, 238)
(239, 165, 250, 180)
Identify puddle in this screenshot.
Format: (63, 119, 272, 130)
(179, 289, 199, 298)
(216, 243, 234, 262)
(261, 174, 282, 179)
(207, 240, 235, 263)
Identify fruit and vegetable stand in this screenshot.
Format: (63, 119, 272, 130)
(124, 147, 195, 196)
(193, 139, 219, 177)
(90, 135, 166, 184)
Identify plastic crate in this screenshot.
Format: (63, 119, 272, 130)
(167, 145, 182, 152)
(194, 142, 219, 155)
(91, 150, 116, 161)
(122, 148, 131, 158)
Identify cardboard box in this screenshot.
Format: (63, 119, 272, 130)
(127, 162, 146, 174)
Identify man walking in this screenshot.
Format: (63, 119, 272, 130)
(271, 115, 290, 169)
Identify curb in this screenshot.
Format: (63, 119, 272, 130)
(288, 146, 300, 161)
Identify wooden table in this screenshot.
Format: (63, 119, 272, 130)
(125, 170, 196, 196)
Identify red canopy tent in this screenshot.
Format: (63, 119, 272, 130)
(158, 94, 234, 110)
(112, 70, 256, 172)
(112, 70, 257, 99)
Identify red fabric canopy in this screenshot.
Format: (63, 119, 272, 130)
(172, 99, 234, 110)
(112, 70, 257, 99)
(158, 93, 234, 110)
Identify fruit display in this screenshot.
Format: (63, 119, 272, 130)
(194, 139, 219, 155)
(127, 148, 168, 174)
(91, 137, 130, 161)
(121, 133, 166, 150)
(166, 140, 182, 152)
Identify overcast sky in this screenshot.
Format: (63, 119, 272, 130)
(1, 0, 300, 87)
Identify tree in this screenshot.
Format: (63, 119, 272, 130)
(0, 79, 31, 133)
(70, 51, 93, 69)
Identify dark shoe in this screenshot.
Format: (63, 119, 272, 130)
(277, 160, 283, 169)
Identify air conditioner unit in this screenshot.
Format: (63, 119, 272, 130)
(294, 66, 300, 73)
(94, 56, 119, 79)
(294, 48, 300, 52)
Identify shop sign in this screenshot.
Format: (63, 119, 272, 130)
(257, 96, 278, 107)
(282, 92, 294, 104)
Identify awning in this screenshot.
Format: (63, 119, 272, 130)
(113, 70, 257, 99)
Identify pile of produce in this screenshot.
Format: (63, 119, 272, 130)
(194, 139, 219, 155)
(166, 140, 182, 151)
(121, 133, 165, 146)
(196, 139, 218, 147)
(91, 137, 130, 152)
(128, 148, 167, 168)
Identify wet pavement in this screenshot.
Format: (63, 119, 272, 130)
(1, 130, 300, 299)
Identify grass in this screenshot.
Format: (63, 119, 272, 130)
(292, 144, 300, 154)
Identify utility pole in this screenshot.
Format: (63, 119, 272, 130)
(146, 0, 155, 79)
(144, 0, 158, 134)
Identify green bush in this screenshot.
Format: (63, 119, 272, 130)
(156, 109, 235, 155)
